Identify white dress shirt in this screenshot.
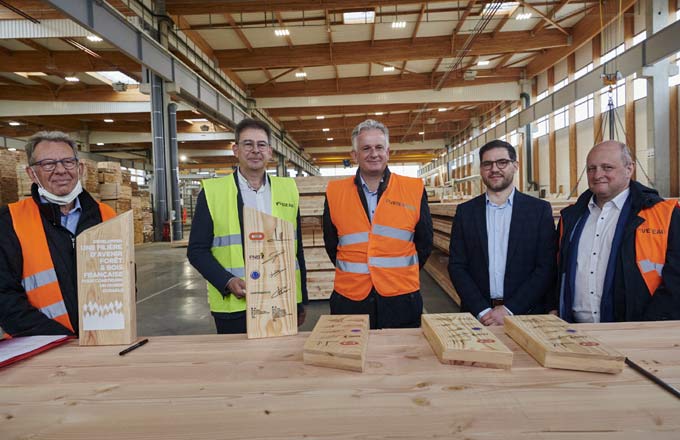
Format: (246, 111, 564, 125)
(573, 188, 630, 323)
(236, 168, 271, 215)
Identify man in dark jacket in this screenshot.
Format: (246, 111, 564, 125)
(554, 140, 680, 322)
(0, 131, 115, 337)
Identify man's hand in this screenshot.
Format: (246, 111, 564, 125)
(479, 305, 509, 326)
(297, 306, 307, 327)
(226, 278, 247, 298)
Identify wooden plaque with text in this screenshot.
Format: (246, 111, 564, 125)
(76, 210, 136, 346)
(504, 315, 625, 374)
(303, 315, 370, 372)
(422, 313, 513, 369)
(243, 207, 297, 339)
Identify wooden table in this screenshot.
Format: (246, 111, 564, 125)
(2, 322, 679, 439)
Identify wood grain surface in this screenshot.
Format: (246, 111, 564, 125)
(303, 315, 370, 372)
(505, 314, 625, 373)
(243, 207, 297, 339)
(2, 323, 678, 439)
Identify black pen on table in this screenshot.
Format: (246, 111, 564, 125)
(119, 338, 149, 356)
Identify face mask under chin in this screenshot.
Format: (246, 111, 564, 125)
(33, 167, 83, 206)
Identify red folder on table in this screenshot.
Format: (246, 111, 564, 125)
(0, 335, 72, 368)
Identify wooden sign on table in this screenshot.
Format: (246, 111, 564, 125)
(303, 315, 369, 372)
(76, 210, 136, 346)
(504, 314, 625, 374)
(421, 313, 513, 369)
(243, 207, 298, 339)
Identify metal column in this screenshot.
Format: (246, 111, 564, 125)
(150, 71, 169, 241)
(645, 0, 671, 196)
(167, 103, 183, 240)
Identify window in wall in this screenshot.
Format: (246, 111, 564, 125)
(574, 63, 593, 80)
(670, 59, 680, 87)
(509, 131, 519, 146)
(600, 44, 625, 64)
(574, 94, 594, 122)
(554, 106, 569, 130)
(632, 31, 646, 45)
(535, 115, 549, 137)
(536, 90, 549, 101)
(633, 73, 647, 100)
(509, 107, 519, 117)
(554, 78, 568, 92)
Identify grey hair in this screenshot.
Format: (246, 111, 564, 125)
(351, 119, 389, 151)
(25, 131, 78, 163)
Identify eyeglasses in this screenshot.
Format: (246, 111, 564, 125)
(238, 140, 270, 152)
(30, 157, 79, 172)
(481, 159, 514, 171)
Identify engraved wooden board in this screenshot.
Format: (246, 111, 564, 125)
(76, 210, 136, 346)
(504, 314, 625, 374)
(422, 313, 513, 369)
(303, 315, 370, 372)
(243, 207, 297, 339)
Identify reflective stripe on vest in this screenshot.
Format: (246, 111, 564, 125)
(7, 196, 115, 337)
(635, 199, 677, 295)
(202, 174, 302, 313)
(327, 174, 422, 300)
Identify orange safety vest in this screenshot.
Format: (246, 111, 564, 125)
(636, 199, 677, 296)
(7, 197, 116, 335)
(326, 174, 423, 301)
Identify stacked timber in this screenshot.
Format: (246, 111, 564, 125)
(16, 164, 32, 198)
(79, 158, 101, 199)
(295, 176, 343, 300)
(99, 162, 132, 214)
(0, 148, 20, 205)
(132, 185, 154, 244)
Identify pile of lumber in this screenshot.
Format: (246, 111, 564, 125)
(295, 176, 343, 300)
(0, 148, 20, 205)
(79, 158, 101, 199)
(132, 184, 154, 244)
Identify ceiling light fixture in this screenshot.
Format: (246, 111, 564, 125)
(295, 71, 307, 78)
(375, 112, 383, 116)
(438, 108, 447, 112)
(516, 12, 532, 20)
(96, 142, 104, 146)
(477, 60, 491, 66)
(8, 147, 17, 152)
(104, 119, 114, 123)
(322, 128, 330, 132)
(391, 21, 406, 29)
(64, 76, 80, 82)
(275, 29, 290, 37)
(419, 131, 425, 135)
(86, 35, 103, 42)
(327, 137, 334, 141)
(383, 66, 395, 72)
(9, 121, 21, 126)
(316, 115, 325, 120)
(180, 155, 188, 162)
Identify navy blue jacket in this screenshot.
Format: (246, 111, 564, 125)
(553, 181, 680, 321)
(448, 190, 557, 316)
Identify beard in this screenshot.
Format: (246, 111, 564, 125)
(483, 172, 514, 192)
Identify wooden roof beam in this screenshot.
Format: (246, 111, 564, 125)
(532, 0, 571, 36)
(215, 29, 568, 69)
(251, 67, 298, 90)
(223, 13, 253, 52)
(451, 0, 477, 50)
(266, 102, 496, 117)
(518, 0, 569, 36)
(411, 3, 426, 44)
(526, 0, 635, 77)
(275, 12, 294, 48)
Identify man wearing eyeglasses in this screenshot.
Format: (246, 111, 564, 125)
(187, 118, 308, 333)
(553, 140, 680, 322)
(0, 131, 116, 337)
(323, 119, 433, 329)
(448, 140, 556, 325)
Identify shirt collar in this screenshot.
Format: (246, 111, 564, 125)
(39, 194, 82, 214)
(359, 174, 382, 194)
(485, 187, 515, 208)
(589, 187, 630, 211)
(237, 167, 268, 192)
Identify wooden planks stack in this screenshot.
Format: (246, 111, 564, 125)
(303, 314, 370, 372)
(504, 314, 625, 373)
(295, 176, 343, 300)
(99, 162, 132, 214)
(0, 148, 20, 205)
(422, 313, 513, 369)
(79, 158, 101, 200)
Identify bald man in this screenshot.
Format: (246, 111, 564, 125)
(553, 141, 680, 322)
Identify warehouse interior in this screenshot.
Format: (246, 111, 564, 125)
(1, 0, 679, 335)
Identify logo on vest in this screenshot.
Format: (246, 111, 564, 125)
(249, 232, 265, 240)
(639, 227, 665, 235)
(275, 201, 296, 209)
(383, 198, 416, 211)
(250, 271, 261, 280)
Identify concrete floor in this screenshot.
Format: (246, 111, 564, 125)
(135, 243, 458, 336)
